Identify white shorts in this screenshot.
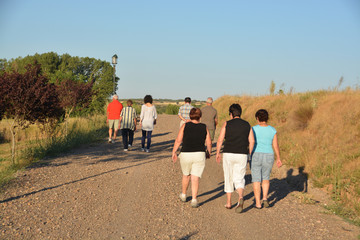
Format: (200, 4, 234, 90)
(222, 153, 248, 192)
(179, 152, 206, 178)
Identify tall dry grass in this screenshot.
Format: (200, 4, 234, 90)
(213, 90, 360, 222)
(0, 115, 107, 186)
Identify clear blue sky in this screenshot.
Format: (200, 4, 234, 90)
(1, 0, 359, 100)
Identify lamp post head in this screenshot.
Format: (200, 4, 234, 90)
(112, 54, 118, 65)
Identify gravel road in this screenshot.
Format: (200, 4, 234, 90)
(1, 114, 359, 239)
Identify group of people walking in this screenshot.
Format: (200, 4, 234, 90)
(172, 99, 282, 212)
(106, 94, 157, 153)
(107, 94, 282, 212)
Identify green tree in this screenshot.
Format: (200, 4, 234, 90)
(4, 52, 116, 113)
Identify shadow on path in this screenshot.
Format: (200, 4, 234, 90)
(198, 182, 225, 206)
(242, 166, 310, 211)
(0, 158, 161, 204)
(178, 231, 199, 240)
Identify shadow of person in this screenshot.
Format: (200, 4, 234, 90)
(266, 166, 309, 207)
(199, 174, 252, 208)
(242, 166, 310, 208)
(286, 166, 308, 193)
(198, 182, 225, 206)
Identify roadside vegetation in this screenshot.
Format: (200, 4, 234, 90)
(213, 89, 360, 225)
(0, 116, 107, 186)
(0, 53, 114, 188)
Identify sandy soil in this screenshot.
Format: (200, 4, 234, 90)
(1, 114, 359, 239)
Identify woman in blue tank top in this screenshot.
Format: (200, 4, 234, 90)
(251, 109, 282, 209)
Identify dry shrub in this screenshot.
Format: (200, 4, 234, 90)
(291, 104, 314, 130)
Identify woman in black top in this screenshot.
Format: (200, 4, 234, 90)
(216, 104, 254, 213)
(172, 108, 212, 208)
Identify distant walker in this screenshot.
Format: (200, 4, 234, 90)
(106, 94, 123, 143)
(201, 97, 218, 141)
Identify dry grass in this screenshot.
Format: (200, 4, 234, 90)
(0, 115, 107, 186)
(214, 89, 360, 221)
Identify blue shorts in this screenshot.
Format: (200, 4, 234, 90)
(250, 152, 274, 182)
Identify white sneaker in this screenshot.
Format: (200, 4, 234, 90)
(111, 139, 115, 144)
(179, 193, 186, 202)
(141, 148, 145, 152)
(128, 144, 132, 147)
(108, 138, 112, 143)
(145, 149, 150, 153)
(191, 199, 199, 208)
(123, 149, 128, 152)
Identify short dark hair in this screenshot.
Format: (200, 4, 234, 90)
(144, 95, 153, 104)
(184, 97, 191, 103)
(255, 109, 269, 122)
(229, 104, 242, 117)
(127, 99, 133, 106)
(189, 108, 202, 120)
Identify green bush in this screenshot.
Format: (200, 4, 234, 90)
(165, 104, 179, 115)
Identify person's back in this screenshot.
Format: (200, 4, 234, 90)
(140, 104, 157, 131)
(223, 118, 250, 154)
(120, 106, 137, 130)
(178, 97, 194, 128)
(106, 95, 123, 143)
(252, 125, 276, 153)
(181, 122, 207, 152)
(201, 105, 217, 130)
(107, 100, 123, 120)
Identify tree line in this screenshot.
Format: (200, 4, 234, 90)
(0, 52, 117, 165)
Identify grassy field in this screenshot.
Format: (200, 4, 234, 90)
(213, 89, 360, 224)
(0, 115, 108, 187)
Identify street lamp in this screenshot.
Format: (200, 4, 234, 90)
(112, 54, 118, 94)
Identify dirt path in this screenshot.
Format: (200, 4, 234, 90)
(1, 114, 359, 239)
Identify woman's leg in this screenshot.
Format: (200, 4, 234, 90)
(191, 175, 199, 200)
(182, 175, 190, 194)
(253, 182, 262, 208)
(146, 131, 152, 149)
(251, 152, 263, 208)
(226, 193, 232, 207)
(233, 154, 247, 202)
(223, 153, 233, 207)
(141, 130, 146, 148)
(236, 188, 244, 202)
(262, 180, 270, 200)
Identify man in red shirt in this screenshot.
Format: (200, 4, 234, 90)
(106, 94, 123, 143)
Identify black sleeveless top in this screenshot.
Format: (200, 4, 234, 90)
(223, 118, 250, 154)
(181, 122, 207, 152)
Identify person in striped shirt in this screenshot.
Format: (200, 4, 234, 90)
(120, 100, 137, 151)
(178, 97, 194, 128)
